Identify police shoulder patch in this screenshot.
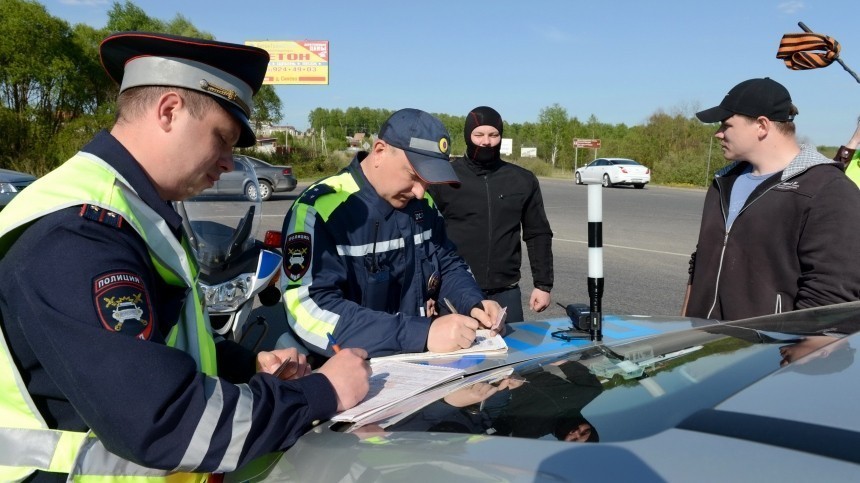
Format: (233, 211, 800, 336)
(284, 232, 312, 281)
(93, 271, 154, 340)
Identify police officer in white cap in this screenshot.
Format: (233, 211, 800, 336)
(0, 31, 369, 482)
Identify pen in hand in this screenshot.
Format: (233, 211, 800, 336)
(327, 333, 341, 353)
(443, 297, 458, 315)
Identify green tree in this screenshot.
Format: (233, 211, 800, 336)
(164, 13, 212, 38)
(0, 0, 92, 170)
(538, 103, 569, 168)
(251, 85, 283, 131)
(105, 0, 166, 32)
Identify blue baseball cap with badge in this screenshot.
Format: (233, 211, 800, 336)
(99, 31, 270, 148)
(379, 108, 459, 186)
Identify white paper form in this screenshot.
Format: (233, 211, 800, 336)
(332, 361, 464, 423)
(371, 330, 508, 363)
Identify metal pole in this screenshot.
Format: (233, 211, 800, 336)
(587, 184, 604, 342)
(799, 22, 860, 84)
(705, 135, 713, 187)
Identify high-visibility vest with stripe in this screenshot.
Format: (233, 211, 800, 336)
(0, 153, 217, 482)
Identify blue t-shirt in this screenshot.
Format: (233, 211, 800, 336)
(726, 165, 771, 229)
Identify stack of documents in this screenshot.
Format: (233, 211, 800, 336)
(332, 361, 465, 423)
(371, 329, 508, 363)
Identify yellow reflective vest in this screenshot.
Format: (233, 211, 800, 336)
(0, 153, 216, 482)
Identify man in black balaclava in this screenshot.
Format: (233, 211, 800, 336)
(428, 106, 554, 322)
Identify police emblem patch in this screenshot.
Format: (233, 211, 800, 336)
(93, 271, 153, 340)
(284, 232, 312, 281)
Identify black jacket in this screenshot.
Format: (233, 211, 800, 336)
(428, 156, 553, 292)
(686, 145, 860, 320)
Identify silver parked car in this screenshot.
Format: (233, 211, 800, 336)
(575, 157, 651, 188)
(201, 155, 297, 201)
(0, 168, 37, 210)
(228, 301, 860, 482)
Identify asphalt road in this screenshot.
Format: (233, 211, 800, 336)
(246, 177, 706, 350)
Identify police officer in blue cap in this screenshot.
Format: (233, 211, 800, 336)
(281, 108, 505, 359)
(0, 32, 369, 482)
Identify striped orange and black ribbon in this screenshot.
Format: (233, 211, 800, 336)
(776, 33, 841, 70)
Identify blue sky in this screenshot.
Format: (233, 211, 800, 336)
(44, 0, 860, 146)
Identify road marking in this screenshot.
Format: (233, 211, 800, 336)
(554, 237, 688, 257)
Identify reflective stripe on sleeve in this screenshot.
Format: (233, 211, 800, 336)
(178, 376, 223, 471)
(218, 383, 254, 471)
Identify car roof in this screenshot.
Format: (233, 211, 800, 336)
(0, 168, 37, 181)
(235, 155, 287, 168)
(597, 157, 639, 163)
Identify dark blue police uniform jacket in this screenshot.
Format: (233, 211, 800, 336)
(0, 131, 336, 481)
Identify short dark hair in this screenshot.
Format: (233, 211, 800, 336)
(115, 86, 218, 124)
(736, 108, 797, 137)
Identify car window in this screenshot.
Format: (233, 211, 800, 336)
(613, 160, 640, 166)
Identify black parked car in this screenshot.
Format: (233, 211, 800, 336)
(0, 168, 37, 210)
(203, 155, 297, 201)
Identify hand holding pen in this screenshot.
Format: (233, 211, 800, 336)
(427, 298, 480, 352)
(316, 333, 372, 411)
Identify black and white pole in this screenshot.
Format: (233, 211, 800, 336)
(587, 183, 604, 341)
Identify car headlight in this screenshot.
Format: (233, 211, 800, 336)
(200, 273, 254, 312)
(0, 182, 19, 194)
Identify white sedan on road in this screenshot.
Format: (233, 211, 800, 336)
(575, 157, 650, 188)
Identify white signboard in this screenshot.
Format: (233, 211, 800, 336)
(500, 138, 513, 156)
(521, 147, 537, 158)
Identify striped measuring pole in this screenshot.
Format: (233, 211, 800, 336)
(587, 184, 604, 341)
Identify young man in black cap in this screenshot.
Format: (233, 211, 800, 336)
(428, 106, 554, 323)
(281, 108, 504, 358)
(682, 77, 860, 321)
(0, 32, 369, 481)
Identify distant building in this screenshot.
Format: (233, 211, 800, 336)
(255, 137, 278, 154)
(258, 124, 300, 137)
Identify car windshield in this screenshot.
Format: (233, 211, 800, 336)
(368, 303, 860, 443)
(612, 160, 640, 165)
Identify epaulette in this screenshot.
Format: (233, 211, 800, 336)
(79, 204, 124, 229)
(298, 183, 336, 205)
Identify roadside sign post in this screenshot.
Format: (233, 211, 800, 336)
(572, 139, 601, 171)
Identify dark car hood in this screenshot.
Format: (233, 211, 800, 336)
(0, 168, 37, 184)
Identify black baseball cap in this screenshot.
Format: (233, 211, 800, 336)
(99, 32, 270, 147)
(379, 108, 459, 186)
(696, 77, 797, 123)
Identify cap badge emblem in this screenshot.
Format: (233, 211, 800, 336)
(199, 79, 237, 101)
(438, 138, 449, 154)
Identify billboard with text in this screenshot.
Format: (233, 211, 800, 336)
(245, 40, 329, 85)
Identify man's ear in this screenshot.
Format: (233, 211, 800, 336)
(372, 139, 387, 154)
(755, 116, 771, 138)
(155, 91, 184, 132)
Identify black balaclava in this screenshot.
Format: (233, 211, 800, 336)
(465, 106, 504, 164)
